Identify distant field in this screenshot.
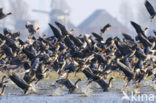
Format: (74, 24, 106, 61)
(44, 71, 87, 81)
(0, 70, 153, 82)
(44, 71, 153, 81)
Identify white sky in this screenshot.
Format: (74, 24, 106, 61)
(66, 0, 122, 25)
(23, 0, 138, 31)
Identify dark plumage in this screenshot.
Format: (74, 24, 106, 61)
(64, 36, 74, 49)
(49, 23, 62, 41)
(130, 21, 144, 35)
(135, 48, 147, 60)
(122, 33, 134, 42)
(0, 0, 155, 95)
(69, 35, 83, 47)
(152, 74, 156, 82)
(81, 67, 113, 91)
(9, 73, 30, 94)
(25, 22, 39, 35)
(86, 75, 114, 91)
(0, 76, 7, 88)
(23, 62, 31, 71)
(144, 0, 156, 21)
(92, 32, 103, 41)
(154, 31, 156, 36)
(1, 45, 14, 58)
(0, 8, 11, 20)
(117, 59, 134, 86)
(56, 78, 81, 93)
(35, 63, 49, 83)
(131, 21, 152, 47)
(55, 21, 69, 36)
(0, 84, 6, 96)
(23, 70, 36, 84)
(101, 24, 111, 34)
(114, 39, 135, 57)
(22, 49, 36, 60)
(12, 32, 20, 39)
(3, 28, 12, 36)
(18, 39, 25, 46)
(134, 69, 145, 84)
(96, 77, 113, 91)
(82, 68, 94, 80)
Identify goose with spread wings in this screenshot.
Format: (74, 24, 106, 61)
(0, 8, 11, 20)
(144, 0, 156, 22)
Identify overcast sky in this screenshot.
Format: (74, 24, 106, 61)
(25, 0, 122, 25)
(65, 0, 122, 25)
(23, 0, 138, 31)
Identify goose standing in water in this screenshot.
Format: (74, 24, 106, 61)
(35, 63, 49, 84)
(9, 73, 31, 95)
(56, 78, 81, 94)
(0, 76, 8, 96)
(0, 85, 6, 96)
(85, 71, 114, 92)
(0, 75, 8, 88)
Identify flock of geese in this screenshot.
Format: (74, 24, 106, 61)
(0, 0, 156, 96)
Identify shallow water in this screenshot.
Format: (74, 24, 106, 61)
(0, 80, 156, 103)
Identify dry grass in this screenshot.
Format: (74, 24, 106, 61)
(0, 70, 153, 82)
(44, 71, 87, 81)
(44, 71, 124, 81)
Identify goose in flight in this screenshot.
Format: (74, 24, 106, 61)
(0, 8, 11, 20)
(144, 0, 156, 22)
